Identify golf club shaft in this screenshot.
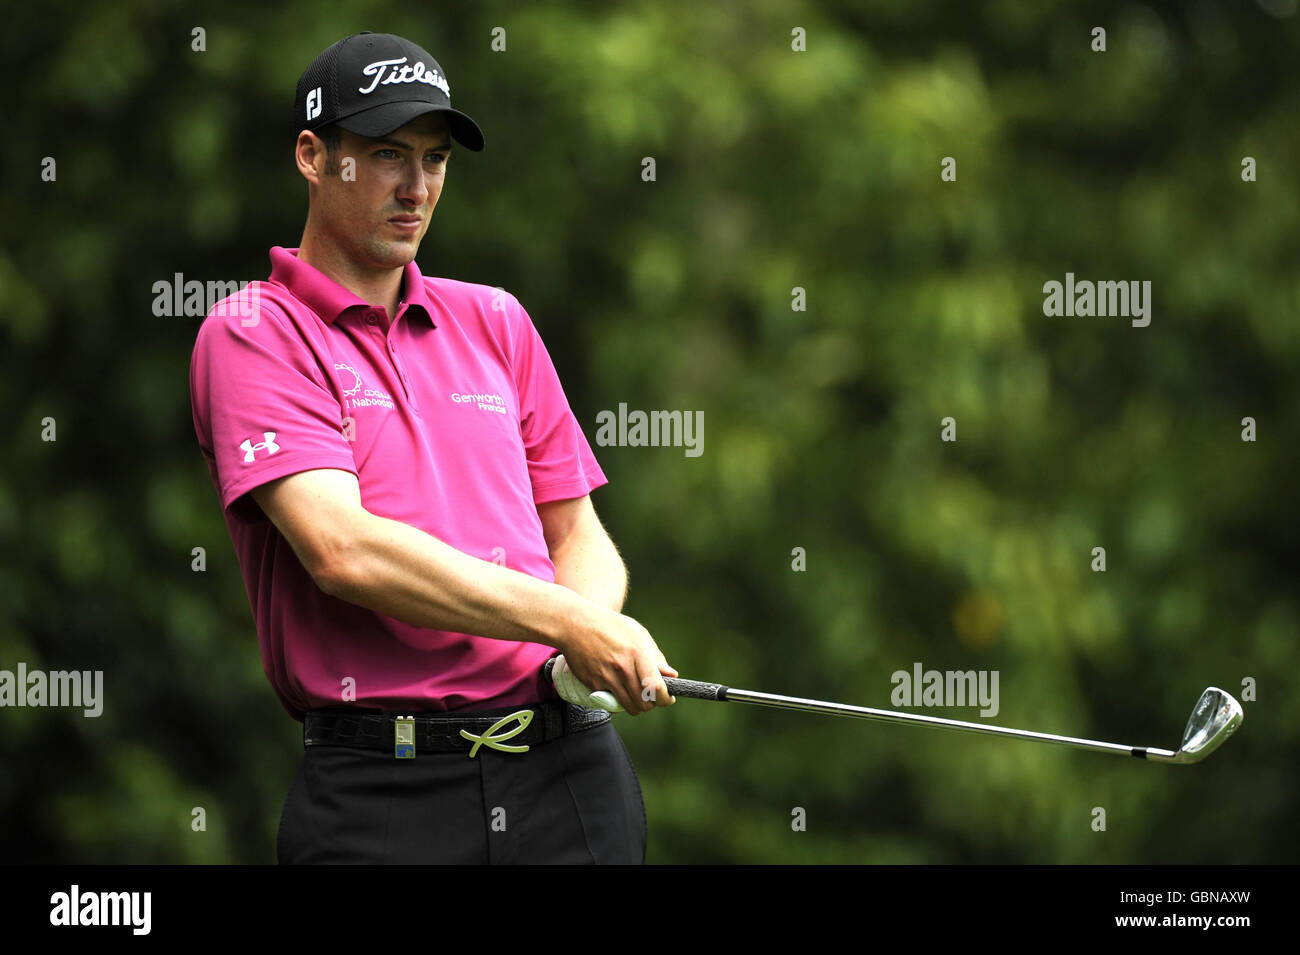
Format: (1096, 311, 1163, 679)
(661, 677, 1179, 761)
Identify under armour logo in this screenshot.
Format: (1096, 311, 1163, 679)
(240, 432, 280, 463)
(306, 87, 322, 121)
(460, 710, 534, 757)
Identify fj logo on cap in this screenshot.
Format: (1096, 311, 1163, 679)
(306, 87, 322, 121)
(358, 57, 450, 97)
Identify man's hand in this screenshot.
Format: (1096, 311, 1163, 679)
(550, 654, 623, 711)
(558, 606, 678, 715)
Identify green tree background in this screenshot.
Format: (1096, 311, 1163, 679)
(1, 0, 1296, 863)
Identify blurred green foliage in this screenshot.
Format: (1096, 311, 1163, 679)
(1, 0, 1296, 863)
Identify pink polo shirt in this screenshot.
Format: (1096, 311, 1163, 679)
(189, 246, 607, 720)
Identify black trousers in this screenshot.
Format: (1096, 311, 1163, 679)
(277, 718, 647, 864)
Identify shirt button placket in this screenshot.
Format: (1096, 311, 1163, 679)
(387, 332, 416, 409)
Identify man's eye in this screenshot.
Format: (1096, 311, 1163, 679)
(373, 149, 445, 163)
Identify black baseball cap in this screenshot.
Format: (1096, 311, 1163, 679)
(294, 32, 485, 150)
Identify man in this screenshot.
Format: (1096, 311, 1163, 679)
(189, 31, 676, 864)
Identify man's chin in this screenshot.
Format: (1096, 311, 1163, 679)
(368, 240, 420, 269)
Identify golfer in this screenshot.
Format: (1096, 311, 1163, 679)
(189, 31, 676, 864)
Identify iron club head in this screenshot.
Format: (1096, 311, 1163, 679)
(1156, 686, 1244, 764)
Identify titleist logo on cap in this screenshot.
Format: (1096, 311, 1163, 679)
(359, 58, 450, 97)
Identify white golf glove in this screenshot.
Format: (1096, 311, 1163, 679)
(550, 654, 623, 712)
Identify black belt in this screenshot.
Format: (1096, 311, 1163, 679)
(303, 701, 610, 758)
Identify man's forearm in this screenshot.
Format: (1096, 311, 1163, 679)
(321, 509, 596, 651)
(549, 524, 628, 613)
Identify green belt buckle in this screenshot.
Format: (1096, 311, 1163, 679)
(395, 715, 416, 759)
(459, 709, 535, 758)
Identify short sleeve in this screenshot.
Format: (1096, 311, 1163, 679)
(190, 299, 357, 522)
(507, 295, 608, 504)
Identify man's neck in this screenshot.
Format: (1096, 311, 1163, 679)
(297, 232, 404, 322)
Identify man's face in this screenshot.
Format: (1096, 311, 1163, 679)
(307, 112, 452, 271)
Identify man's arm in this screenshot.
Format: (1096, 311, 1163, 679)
(537, 495, 627, 613)
(250, 468, 672, 713)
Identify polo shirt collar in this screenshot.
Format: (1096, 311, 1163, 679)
(268, 246, 435, 326)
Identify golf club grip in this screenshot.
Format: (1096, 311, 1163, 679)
(663, 677, 728, 701)
(542, 659, 728, 702)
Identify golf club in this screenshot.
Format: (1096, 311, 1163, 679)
(543, 660, 1243, 764)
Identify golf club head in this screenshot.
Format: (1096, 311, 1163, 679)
(1172, 687, 1243, 764)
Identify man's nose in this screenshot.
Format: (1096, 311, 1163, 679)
(397, 159, 430, 205)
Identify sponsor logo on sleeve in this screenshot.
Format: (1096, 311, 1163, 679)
(239, 432, 280, 463)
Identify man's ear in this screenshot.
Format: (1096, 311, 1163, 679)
(295, 130, 326, 186)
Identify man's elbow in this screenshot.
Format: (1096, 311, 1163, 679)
(309, 519, 367, 599)
(249, 469, 370, 600)
(313, 559, 350, 598)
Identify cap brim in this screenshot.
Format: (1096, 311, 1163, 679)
(337, 102, 484, 151)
